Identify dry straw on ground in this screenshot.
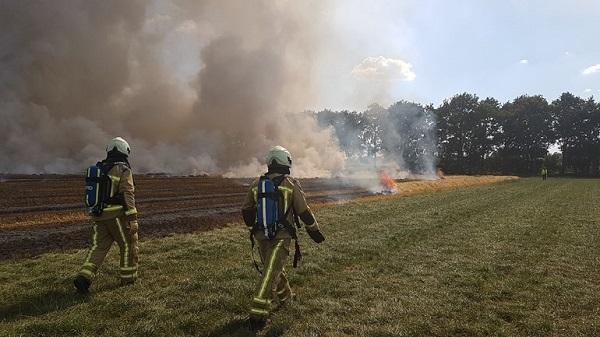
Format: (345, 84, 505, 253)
(354, 175, 519, 204)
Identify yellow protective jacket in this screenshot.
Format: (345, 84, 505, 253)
(92, 163, 138, 222)
(241, 173, 320, 240)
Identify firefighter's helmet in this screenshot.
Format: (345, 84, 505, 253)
(266, 146, 292, 168)
(106, 137, 131, 156)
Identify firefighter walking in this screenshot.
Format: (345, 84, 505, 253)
(241, 146, 325, 331)
(541, 167, 548, 180)
(74, 137, 139, 294)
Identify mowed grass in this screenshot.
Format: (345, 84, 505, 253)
(1, 178, 600, 337)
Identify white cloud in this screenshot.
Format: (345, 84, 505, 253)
(584, 88, 593, 93)
(519, 59, 529, 64)
(352, 56, 416, 81)
(582, 64, 600, 75)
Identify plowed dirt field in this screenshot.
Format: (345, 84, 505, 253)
(0, 175, 516, 260)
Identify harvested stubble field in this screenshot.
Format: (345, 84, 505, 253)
(1, 177, 599, 337)
(0, 175, 512, 260)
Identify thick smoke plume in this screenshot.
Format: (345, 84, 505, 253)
(0, 1, 345, 176)
(316, 101, 438, 192)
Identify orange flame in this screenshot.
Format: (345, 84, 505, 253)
(379, 171, 397, 191)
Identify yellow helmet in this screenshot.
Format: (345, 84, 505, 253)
(266, 145, 292, 168)
(106, 137, 131, 156)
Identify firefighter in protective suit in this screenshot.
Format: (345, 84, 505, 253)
(541, 167, 548, 180)
(241, 146, 325, 331)
(74, 137, 139, 294)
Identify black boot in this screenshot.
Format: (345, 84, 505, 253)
(120, 278, 135, 287)
(248, 317, 267, 332)
(74, 275, 90, 294)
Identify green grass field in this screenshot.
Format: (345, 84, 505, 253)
(1, 178, 600, 337)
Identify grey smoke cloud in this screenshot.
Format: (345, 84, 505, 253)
(0, 0, 345, 176)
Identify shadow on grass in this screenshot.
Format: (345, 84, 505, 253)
(207, 318, 287, 337)
(0, 289, 88, 322)
(0, 281, 121, 322)
(264, 324, 287, 337)
(207, 318, 254, 337)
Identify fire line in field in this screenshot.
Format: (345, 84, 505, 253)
(378, 171, 397, 194)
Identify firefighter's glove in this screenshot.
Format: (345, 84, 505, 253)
(307, 229, 325, 243)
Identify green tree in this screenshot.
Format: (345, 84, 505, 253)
(497, 95, 554, 175)
(543, 153, 562, 176)
(552, 93, 600, 176)
(434, 93, 478, 173)
(434, 93, 501, 174)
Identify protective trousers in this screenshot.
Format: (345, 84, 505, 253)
(250, 238, 293, 319)
(78, 216, 139, 282)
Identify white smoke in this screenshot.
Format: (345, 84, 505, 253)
(318, 100, 438, 192)
(0, 0, 345, 177)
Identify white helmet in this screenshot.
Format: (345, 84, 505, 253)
(106, 137, 131, 156)
(266, 145, 292, 168)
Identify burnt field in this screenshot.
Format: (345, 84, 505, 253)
(0, 175, 515, 260)
(0, 175, 374, 260)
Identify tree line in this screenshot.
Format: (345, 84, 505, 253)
(316, 92, 600, 177)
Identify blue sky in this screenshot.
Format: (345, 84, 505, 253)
(314, 0, 600, 110)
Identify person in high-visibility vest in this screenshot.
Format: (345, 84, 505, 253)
(74, 137, 139, 294)
(241, 146, 325, 332)
(541, 167, 548, 181)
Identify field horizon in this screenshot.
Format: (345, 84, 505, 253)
(0, 175, 514, 260)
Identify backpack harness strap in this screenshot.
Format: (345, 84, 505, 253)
(249, 232, 262, 274)
(256, 191, 279, 199)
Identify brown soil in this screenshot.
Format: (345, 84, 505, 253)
(0, 175, 517, 260)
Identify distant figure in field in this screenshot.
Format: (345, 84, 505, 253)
(241, 145, 325, 332)
(74, 137, 139, 294)
(437, 167, 446, 179)
(541, 167, 548, 181)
